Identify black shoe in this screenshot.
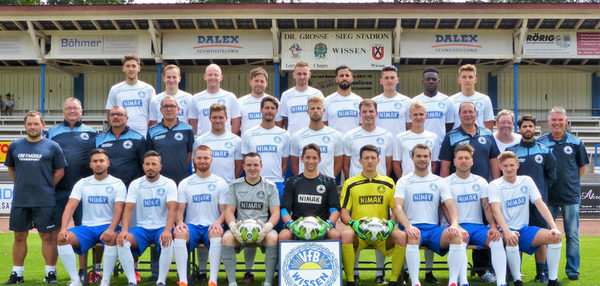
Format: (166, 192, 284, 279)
(548, 279, 561, 286)
(346, 282, 355, 286)
(514, 280, 523, 286)
(567, 275, 579, 281)
(144, 274, 158, 283)
(45, 271, 58, 284)
(425, 271, 440, 284)
(354, 274, 359, 282)
(375, 275, 386, 284)
(535, 272, 549, 284)
(241, 272, 254, 284)
(197, 273, 208, 283)
(4, 272, 23, 285)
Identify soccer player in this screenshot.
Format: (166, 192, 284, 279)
(147, 95, 194, 184)
(57, 148, 127, 286)
(4, 110, 67, 284)
(276, 61, 324, 136)
(340, 144, 405, 286)
(173, 145, 229, 286)
(489, 151, 563, 286)
(189, 64, 241, 135)
(280, 143, 341, 240)
(238, 67, 272, 134)
(373, 65, 411, 136)
(343, 99, 394, 178)
(221, 152, 280, 286)
(96, 106, 147, 187)
(410, 67, 454, 145)
(450, 64, 494, 130)
(393, 101, 439, 178)
(323, 65, 362, 135)
(508, 114, 557, 283)
(493, 110, 521, 152)
(446, 144, 507, 286)
(537, 106, 588, 280)
(290, 96, 342, 178)
(148, 64, 193, 126)
(105, 54, 156, 136)
(116, 151, 178, 286)
(394, 144, 465, 286)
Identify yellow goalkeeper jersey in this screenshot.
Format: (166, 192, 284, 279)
(340, 173, 395, 220)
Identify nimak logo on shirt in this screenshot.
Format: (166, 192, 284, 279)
(122, 99, 142, 107)
(88, 196, 109, 204)
(257, 145, 278, 153)
(193, 194, 212, 203)
(290, 105, 308, 113)
(378, 111, 399, 119)
(212, 150, 229, 158)
(505, 196, 526, 208)
(143, 198, 161, 207)
(457, 193, 479, 203)
(337, 110, 358, 118)
(248, 112, 262, 120)
(413, 193, 434, 202)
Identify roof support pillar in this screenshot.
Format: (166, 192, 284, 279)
(271, 19, 280, 98)
(393, 18, 402, 64)
(148, 19, 162, 64)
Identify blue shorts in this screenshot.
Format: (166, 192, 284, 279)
(188, 224, 210, 250)
(129, 227, 167, 257)
(70, 224, 120, 255)
(460, 223, 489, 250)
(399, 223, 448, 256)
(512, 226, 541, 255)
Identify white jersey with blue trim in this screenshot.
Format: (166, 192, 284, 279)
(393, 130, 439, 176)
(372, 92, 412, 136)
(395, 172, 453, 225)
(343, 126, 394, 177)
(126, 175, 178, 229)
(410, 92, 455, 144)
(188, 89, 241, 135)
(241, 125, 290, 183)
(177, 173, 229, 226)
(149, 90, 193, 123)
(488, 175, 542, 230)
(290, 126, 342, 178)
(105, 80, 156, 136)
(444, 173, 489, 224)
(193, 131, 243, 184)
(70, 175, 127, 227)
(323, 92, 362, 135)
(238, 93, 271, 134)
(450, 91, 494, 129)
(278, 86, 324, 136)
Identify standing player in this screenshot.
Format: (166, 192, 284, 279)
(4, 110, 66, 284)
(508, 114, 557, 283)
(537, 106, 588, 280)
(238, 67, 271, 134)
(373, 65, 411, 136)
(188, 64, 241, 135)
(489, 151, 563, 286)
(323, 65, 362, 135)
(290, 96, 342, 178)
(149, 64, 193, 126)
(173, 145, 229, 286)
(221, 153, 280, 286)
(57, 148, 126, 286)
(339, 144, 405, 286)
(276, 61, 324, 136)
(280, 144, 341, 240)
(105, 54, 156, 137)
(116, 151, 178, 286)
(493, 110, 521, 152)
(450, 64, 494, 130)
(394, 144, 465, 286)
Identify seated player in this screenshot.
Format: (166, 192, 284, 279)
(173, 145, 229, 286)
(57, 148, 126, 286)
(393, 144, 465, 286)
(489, 151, 563, 286)
(445, 144, 507, 286)
(340, 144, 405, 286)
(221, 152, 280, 286)
(116, 151, 178, 286)
(279, 143, 341, 240)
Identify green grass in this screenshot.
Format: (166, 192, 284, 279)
(0, 232, 597, 285)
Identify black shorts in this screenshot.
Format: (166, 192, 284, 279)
(529, 203, 549, 229)
(55, 191, 82, 228)
(9, 206, 57, 233)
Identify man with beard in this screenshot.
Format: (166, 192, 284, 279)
(373, 65, 412, 136)
(149, 65, 193, 126)
(4, 110, 67, 284)
(238, 67, 272, 135)
(323, 65, 363, 135)
(493, 110, 521, 152)
(507, 114, 557, 283)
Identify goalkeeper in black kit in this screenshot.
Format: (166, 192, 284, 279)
(279, 143, 341, 241)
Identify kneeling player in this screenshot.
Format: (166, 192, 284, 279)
(280, 143, 341, 241)
(173, 146, 229, 286)
(394, 144, 465, 286)
(58, 149, 126, 286)
(221, 152, 280, 286)
(490, 151, 563, 286)
(340, 144, 405, 286)
(446, 144, 507, 286)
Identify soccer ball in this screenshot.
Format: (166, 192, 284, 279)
(238, 219, 262, 243)
(360, 217, 390, 242)
(293, 216, 326, 240)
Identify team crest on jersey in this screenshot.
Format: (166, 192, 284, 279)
(179, 99, 187, 107)
(282, 243, 339, 286)
(316, 184, 326, 194)
(105, 186, 114, 194)
(472, 184, 480, 191)
(208, 183, 216, 191)
(257, 190, 265, 199)
(174, 132, 184, 141)
(353, 102, 360, 109)
(322, 136, 331, 143)
(429, 183, 438, 191)
(138, 91, 147, 98)
(394, 102, 402, 110)
(217, 99, 226, 105)
(520, 185, 528, 194)
(225, 141, 234, 149)
(101, 143, 113, 148)
(274, 136, 282, 144)
(563, 146, 573, 154)
(478, 137, 487, 145)
(377, 185, 386, 194)
(80, 133, 89, 140)
(425, 140, 433, 147)
(376, 137, 385, 145)
(475, 102, 483, 109)
(157, 188, 166, 196)
(123, 140, 133, 149)
(535, 154, 543, 164)
(438, 102, 446, 108)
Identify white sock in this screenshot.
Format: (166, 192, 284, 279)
(45, 265, 56, 275)
(157, 244, 174, 284)
(489, 240, 507, 286)
(353, 251, 360, 276)
(505, 246, 521, 282)
(547, 243, 562, 281)
(174, 239, 188, 284)
(244, 247, 256, 273)
(458, 243, 468, 286)
(375, 250, 386, 277)
(405, 245, 421, 286)
(102, 246, 118, 286)
(209, 238, 222, 283)
(12, 266, 24, 277)
(117, 241, 137, 284)
(197, 246, 209, 273)
(57, 245, 79, 282)
(447, 244, 463, 285)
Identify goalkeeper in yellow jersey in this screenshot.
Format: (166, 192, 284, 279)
(340, 144, 406, 286)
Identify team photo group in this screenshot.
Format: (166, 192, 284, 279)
(4, 54, 588, 286)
